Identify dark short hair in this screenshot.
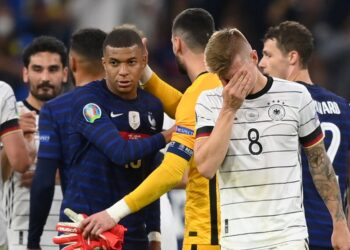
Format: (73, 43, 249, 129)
(263, 21, 314, 68)
(22, 36, 68, 67)
(70, 28, 107, 61)
(172, 8, 215, 52)
(103, 27, 143, 52)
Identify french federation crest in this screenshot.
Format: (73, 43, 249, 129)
(148, 112, 157, 130)
(268, 104, 285, 121)
(83, 103, 102, 123)
(129, 111, 140, 130)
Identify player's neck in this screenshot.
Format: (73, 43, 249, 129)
(26, 94, 44, 111)
(288, 68, 313, 85)
(74, 71, 105, 87)
(185, 53, 206, 82)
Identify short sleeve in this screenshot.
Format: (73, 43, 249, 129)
(37, 103, 62, 160)
(195, 91, 215, 138)
(298, 88, 323, 147)
(0, 82, 19, 136)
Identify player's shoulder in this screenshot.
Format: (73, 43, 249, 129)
(271, 77, 309, 93)
(46, 90, 74, 107)
(197, 85, 223, 104)
(138, 88, 163, 107)
(73, 79, 105, 96)
(185, 72, 221, 95)
(0, 80, 13, 95)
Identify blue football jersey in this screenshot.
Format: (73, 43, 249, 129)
(299, 82, 350, 248)
(38, 91, 73, 192)
(62, 79, 165, 241)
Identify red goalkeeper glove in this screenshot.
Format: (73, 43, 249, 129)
(53, 208, 126, 250)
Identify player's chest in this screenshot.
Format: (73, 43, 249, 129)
(104, 101, 159, 134)
(216, 95, 300, 137)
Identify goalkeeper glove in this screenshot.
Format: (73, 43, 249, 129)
(53, 208, 126, 250)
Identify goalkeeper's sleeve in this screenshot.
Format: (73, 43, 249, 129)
(28, 158, 58, 249)
(141, 66, 182, 119)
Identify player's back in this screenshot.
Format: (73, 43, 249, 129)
(298, 82, 350, 248)
(39, 91, 74, 192)
(173, 72, 222, 246)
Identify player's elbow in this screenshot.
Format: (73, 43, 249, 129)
(196, 161, 215, 179)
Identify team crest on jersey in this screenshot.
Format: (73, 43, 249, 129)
(148, 112, 157, 130)
(268, 104, 285, 121)
(245, 109, 259, 122)
(83, 103, 102, 123)
(129, 111, 140, 130)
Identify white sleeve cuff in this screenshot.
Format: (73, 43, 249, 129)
(106, 199, 131, 223)
(148, 231, 161, 242)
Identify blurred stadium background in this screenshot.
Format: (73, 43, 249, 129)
(1, 0, 350, 101)
(1, 0, 350, 248)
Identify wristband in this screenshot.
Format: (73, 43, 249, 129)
(106, 199, 132, 223)
(140, 65, 153, 87)
(148, 231, 161, 242)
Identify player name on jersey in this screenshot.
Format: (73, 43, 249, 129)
(316, 101, 341, 115)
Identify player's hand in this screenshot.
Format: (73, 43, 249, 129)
(222, 66, 251, 112)
(20, 169, 35, 188)
(331, 221, 350, 250)
(81, 210, 117, 238)
(161, 125, 176, 143)
(54, 208, 126, 250)
(19, 111, 36, 134)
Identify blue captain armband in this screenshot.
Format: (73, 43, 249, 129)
(176, 125, 194, 136)
(167, 141, 193, 161)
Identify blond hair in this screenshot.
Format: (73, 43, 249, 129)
(205, 28, 251, 78)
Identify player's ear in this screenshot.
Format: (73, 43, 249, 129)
(288, 51, 299, 66)
(70, 55, 77, 73)
(62, 66, 68, 83)
(101, 57, 107, 70)
(141, 47, 148, 67)
(22, 67, 28, 83)
(172, 36, 181, 55)
(250, 50, 258, 64)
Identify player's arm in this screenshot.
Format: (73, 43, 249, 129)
(141, 65, 182, 119)
(195, 71, 249, 178)
(27, 104, 59, 249)
(72, 90, 173, 166)
(1, 128, 32, 173)
(27, 158, 58, 250)
(304, 141, 350, 246)
(299, 89, 350, 247)
(144, 152, 162, 246)
(1, 109, 37, 179)
(195, 108, 235, 179)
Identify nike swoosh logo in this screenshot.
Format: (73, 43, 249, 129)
(110, 112, 123, 118)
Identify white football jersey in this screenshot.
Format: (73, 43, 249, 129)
(0, 81, 19, 246)
(3, 100, 63, 250)
(195, 77, 322, 250)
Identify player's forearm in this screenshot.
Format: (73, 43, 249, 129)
(195, 108, 235, 179)
(305, 142, 347, 224)
(28, 158, 57, 248)
(125, 153, 186, 212)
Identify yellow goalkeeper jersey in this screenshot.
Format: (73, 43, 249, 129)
(125, 72, 221, 246)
